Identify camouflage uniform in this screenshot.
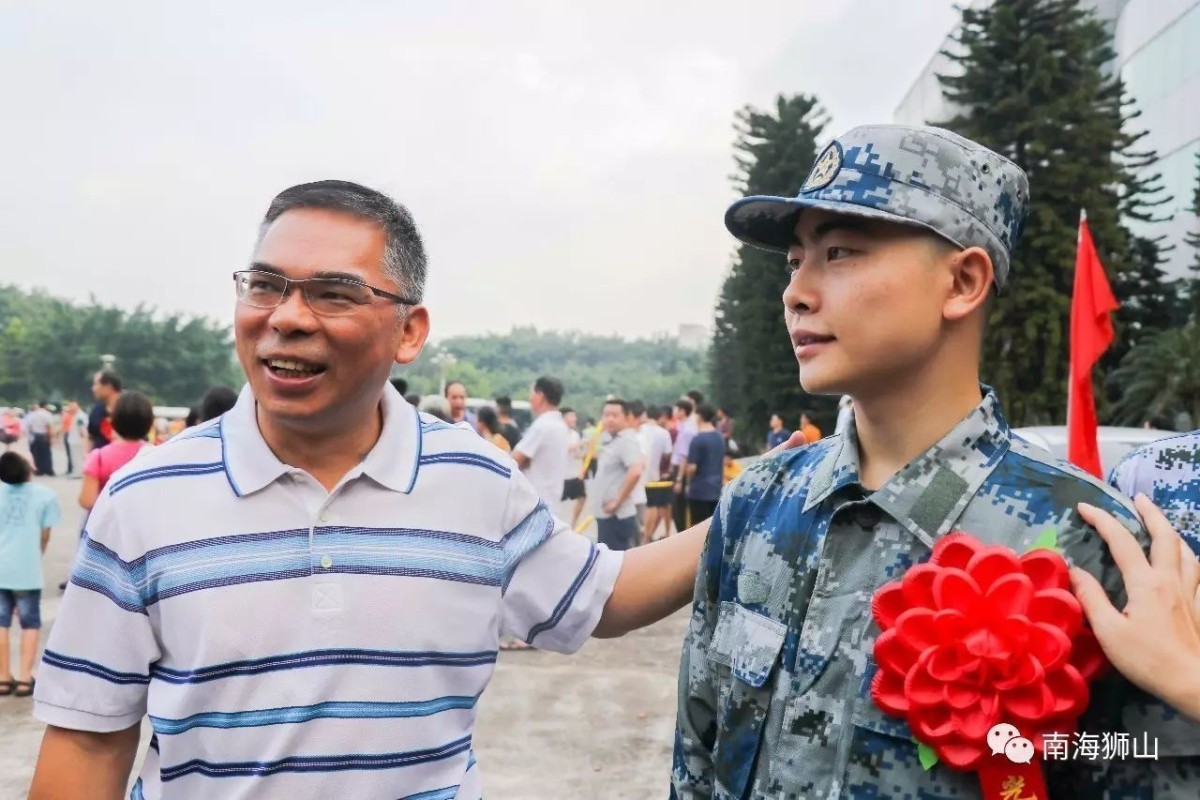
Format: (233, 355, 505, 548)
(1109, 430, 1200, 555)
(672, 125, 1200, 798)
(672, 392, 1200, 798)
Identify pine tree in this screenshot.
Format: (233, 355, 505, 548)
(709, 94, 832, 451)
(938, 0, 1169, 425)
(708, 277, 740, 415)
(1107, 233, 1175, 368)
(1187, 151, 1200, 321)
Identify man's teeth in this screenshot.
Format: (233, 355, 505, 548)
(267, 359, 320, 374)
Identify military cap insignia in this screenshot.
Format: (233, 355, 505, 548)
(801, 141, 842, 192)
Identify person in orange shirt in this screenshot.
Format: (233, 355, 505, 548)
(722, 442, 742, 485)
(799, 411, 822, 443)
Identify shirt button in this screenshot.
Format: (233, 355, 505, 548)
(320, 555, 333, 569)
(318, 511, 330, 524)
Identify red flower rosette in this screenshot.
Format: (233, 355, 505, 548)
(870, 531, 1107, 794)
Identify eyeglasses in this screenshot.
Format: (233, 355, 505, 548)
(232, 270, 418, 317)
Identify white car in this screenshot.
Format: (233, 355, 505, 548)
(1012, 426, 1178, 477)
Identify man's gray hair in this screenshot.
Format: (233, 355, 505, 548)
(260, 180, 427, 301)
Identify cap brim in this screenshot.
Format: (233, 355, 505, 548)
(724, 195, 963, 254)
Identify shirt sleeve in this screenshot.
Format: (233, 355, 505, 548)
(499, 467, 623, 653)
(671, 428, 689, 466)
(82, 447, 103, 479)
(671, 492, 725, 799)
(33, 490, 160, 732)
(513, 418, 544, 461)
(39, 489, 62, 529)
(1107, 446, 1147, 499)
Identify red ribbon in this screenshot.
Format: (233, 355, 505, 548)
(870, 532, 1107, 798)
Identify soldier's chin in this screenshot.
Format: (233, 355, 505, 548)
(798, 368, 845, 397)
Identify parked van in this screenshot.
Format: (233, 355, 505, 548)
(465, 397, 533, 430)
(1012, 425, 1176, 476)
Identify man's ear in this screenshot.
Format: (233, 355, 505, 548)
(943, 246, 993, 323)
(394, 306, 431, 366)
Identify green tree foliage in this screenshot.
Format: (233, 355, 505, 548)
(396, 327, 707, 423)
(0, 285, 241, 407)
(939, 0, 1171, 424)
(709, 94, 837, 450)
(1187, 151, 1200, 321)
(1110, 234, 1184, 366)
(1108, 323, 1200, 429)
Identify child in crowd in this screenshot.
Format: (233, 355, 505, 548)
(0, 451, 61, 697)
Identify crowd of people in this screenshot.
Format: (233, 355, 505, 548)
(395, 375, 749, 554)
(0, 370, 243, 697)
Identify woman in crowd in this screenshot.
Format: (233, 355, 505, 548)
(78, 391, 155, 513)
(476, 406, 512, 453)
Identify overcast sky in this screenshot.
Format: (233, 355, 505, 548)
(0, 0, 959, 342)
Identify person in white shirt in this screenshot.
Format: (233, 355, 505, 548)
(29, 181, 711, 800)
(61, 402, 88, 477)
(835, 394, 854, 435)
(625, 401, 649, 542)
(512, 376, 570, 510)
(24, 403, 56, 477)
(668, 398, 697, 533)
(560, 408, 587, 526)
(638, 405, 675, 544)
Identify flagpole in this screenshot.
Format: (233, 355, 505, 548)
(1067, 207, 1118, 478)
(1067, 209, 1085, 433)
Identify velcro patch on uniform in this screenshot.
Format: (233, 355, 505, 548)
(737, 571, 771, 605)
(911, 467, 969, 536)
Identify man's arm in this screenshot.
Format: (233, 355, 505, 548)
(593, 518, 707, 638)
(40, 526, 50, 554)
(603, 461, 644, 515)
(511, 423, 540, 471)
(29, 724, 140, 800)
(596, 431, 809, 637)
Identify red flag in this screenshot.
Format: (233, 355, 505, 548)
(1067, 211, 1118, 478)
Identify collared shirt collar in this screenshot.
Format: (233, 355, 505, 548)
(221, 383, 422, 497)
(803, 386, 1012, 548)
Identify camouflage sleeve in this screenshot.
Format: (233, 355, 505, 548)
(1107, 447, 1147, 499)
(1049, 494, 1200, 796)
(670, 494, 728, 799)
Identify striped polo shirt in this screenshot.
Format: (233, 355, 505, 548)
(34, 384, 623, 799)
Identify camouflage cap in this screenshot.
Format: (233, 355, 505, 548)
(724, 124, 1030, 287)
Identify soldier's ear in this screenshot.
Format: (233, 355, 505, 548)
(942, 246, 992, 323)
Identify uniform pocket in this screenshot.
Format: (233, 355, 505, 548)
(706, 602, 786, 798)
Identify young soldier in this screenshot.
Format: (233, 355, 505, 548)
(671, 125, 1200, 798)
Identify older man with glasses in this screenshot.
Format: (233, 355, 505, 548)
(29, 180, 709, 800)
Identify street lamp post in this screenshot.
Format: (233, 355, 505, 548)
(99, 354, 116, 370)
(431, 351, 457, 396)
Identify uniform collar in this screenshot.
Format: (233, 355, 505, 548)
(803, 386, 1012, 548)
(221, 383, 422, 497)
